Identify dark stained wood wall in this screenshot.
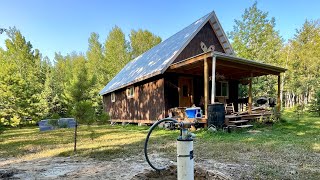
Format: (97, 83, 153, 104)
(164, 73, 204, 115)
(174, 22, 225, 63)
(163, 73, 239, 114)
(164, 73, 179, 116)
(103, 76, 165, 121)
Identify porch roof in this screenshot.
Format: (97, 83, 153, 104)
(167, 51, 287, 79)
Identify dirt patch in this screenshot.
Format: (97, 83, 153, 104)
(132, 165, 230, 180)
(0, 156, 234, 180)
(3, 154, 317, 179)
(0, 169, 18, 179)
(0, 156, 150, 179)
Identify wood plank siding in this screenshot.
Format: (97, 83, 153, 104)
(174, 22, 225, 63)
(103, 77, 165, 121)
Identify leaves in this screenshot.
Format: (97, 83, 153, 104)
(0, 25, 161, 126)
(229, 2, 283, 99)
(129, 29, 161, 59)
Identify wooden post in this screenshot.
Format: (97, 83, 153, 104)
(74, 119, 77, 153)
(211, 56, 216, 104)
(277, 75, 281, 113)
(248, 73, 253, 114)
(204, 57, 209, 116)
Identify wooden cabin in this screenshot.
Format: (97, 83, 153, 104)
(99, 11, 286, 124)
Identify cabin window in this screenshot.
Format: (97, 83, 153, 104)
(111, 92, 115, 102)
(215, 81, 228, 97)
(127, 86, 134, 98)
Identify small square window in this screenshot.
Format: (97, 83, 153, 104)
(111, 92, 115, 102)
(215, 81, 228, 97)
(127, 86, 134, 98)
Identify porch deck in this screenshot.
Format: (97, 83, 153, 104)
(109, 112, 271, 129)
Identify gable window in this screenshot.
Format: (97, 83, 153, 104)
(111, 92, 115, 102)
(215, 81, 228, 97)
(126, 86, 134, 98)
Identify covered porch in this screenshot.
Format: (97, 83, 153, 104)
(165, 51, 286, 125)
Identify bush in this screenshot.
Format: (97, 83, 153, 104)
(59, 122, 68, 128)
(0, 116, 21, 127)
(47, 119, 59, 128)
(72, 101, 95, 125)
(309, 90, 320, 116)
(293, 104, 304, 120)
(96, 112, 110, 125)
(0, 122, 5, 134)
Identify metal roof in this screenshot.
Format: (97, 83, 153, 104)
(99, 11, 233, 95)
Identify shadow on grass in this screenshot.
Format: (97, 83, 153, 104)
(57, 131, 177, 161)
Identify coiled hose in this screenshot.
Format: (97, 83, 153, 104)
(144, 118, 178, 171)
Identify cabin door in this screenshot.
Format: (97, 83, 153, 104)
(178, 77, 193, 107)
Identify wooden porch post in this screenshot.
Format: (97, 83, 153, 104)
(211, 56, 216, 104)
(277, 74, 281, 113)
(204, 57, 209, 116)
(248, 73, 253, 114)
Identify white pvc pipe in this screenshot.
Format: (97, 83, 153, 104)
(211, 56, 216, 104)
(177, 140, 194, 180)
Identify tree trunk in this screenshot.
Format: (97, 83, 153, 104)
(74, 120, 78, 153)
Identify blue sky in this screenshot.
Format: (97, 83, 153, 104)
(0, 0, 319, 60)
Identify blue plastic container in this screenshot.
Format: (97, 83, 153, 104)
(185, 107, 202, 118)
(58, 118, 76, 128)
(38, 119, 54, 131)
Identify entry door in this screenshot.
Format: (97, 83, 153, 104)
(178, 77, 193, 107)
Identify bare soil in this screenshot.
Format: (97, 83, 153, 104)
(1, 153, 319, 179)
(0, 155, 235, 180)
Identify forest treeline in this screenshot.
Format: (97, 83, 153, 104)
(0, 26, 161, 126)
(0, 2, 319, 127)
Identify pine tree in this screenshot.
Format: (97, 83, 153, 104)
(63, 54, 95, 124)
(0, 27, 44, 123)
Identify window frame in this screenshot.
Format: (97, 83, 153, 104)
(111, 92, 115, 102)
(215, 81, 229, 98)
(126, 86, 135, 99)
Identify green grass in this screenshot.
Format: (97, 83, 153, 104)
(0, 111, 319, 179)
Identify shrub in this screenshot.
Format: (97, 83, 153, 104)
(10, 116, 21, 127)
(59, 122, 68, 128)
(96, 112, 110, 125)
(309, 90, 320, 116)
(293, 104, 304, 120)
(47, 119, 59, 128)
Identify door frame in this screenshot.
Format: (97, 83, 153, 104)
(178, 76, 194, 107)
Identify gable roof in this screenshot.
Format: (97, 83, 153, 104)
(99, 11, 233, 95)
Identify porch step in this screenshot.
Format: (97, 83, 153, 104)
(236, 124, 253, 128)
(229, 120, 248, 124)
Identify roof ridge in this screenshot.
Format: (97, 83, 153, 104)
(99, 11, 217, 95)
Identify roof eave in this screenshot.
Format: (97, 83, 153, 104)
(213, 52, 287, 73)
(99, 70, 162, 96)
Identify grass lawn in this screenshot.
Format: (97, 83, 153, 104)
(0, 111, 319, 179)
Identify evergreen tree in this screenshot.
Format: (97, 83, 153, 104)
(0, 27, 44, 123)
(63, 55, 95, 124)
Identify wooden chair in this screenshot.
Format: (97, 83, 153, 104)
(225, 103, 235, 115)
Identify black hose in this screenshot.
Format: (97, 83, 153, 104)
(144, 118, 178, 171)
